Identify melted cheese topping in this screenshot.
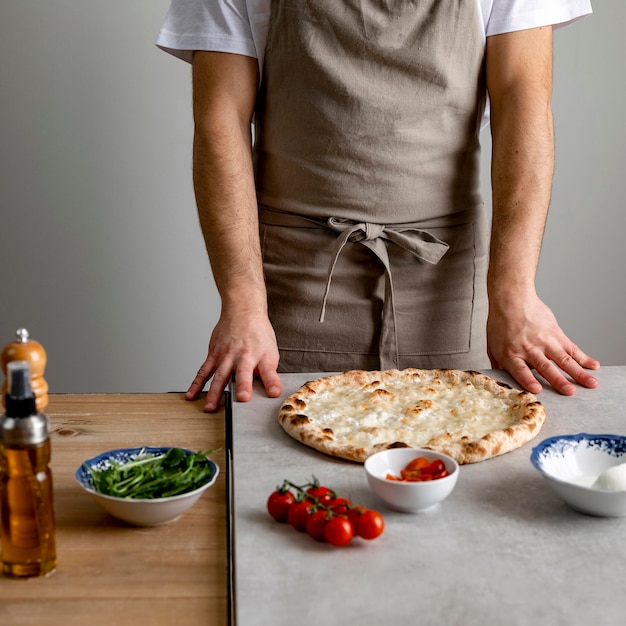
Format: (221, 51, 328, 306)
(305, 377, 519, 448)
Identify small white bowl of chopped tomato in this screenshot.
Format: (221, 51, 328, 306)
(75, 446, 219, 526)
(364, 448, 459, 513)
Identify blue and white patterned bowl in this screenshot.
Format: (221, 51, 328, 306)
(531, 434, 626, 517)
(75, 446, 219, 526)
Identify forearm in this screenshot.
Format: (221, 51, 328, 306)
(191, 52, 265, 313)
(486, 27, 554, 305)
(192, 123, 266, 311)
(484, 27, 599, 394)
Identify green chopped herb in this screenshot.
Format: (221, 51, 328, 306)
(86, 448, 216, 499)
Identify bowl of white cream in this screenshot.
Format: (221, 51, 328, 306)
(531, 433, 626, 517)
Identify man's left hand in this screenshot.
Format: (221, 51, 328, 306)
(487, 293, 600, 395)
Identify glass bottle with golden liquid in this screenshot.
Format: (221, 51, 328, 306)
(0, 360, 56, 577)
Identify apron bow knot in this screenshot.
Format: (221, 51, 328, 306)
(327, 218, 385, 242)
(320, 217, 450, 368)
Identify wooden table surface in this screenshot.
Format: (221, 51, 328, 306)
(0, 393, 227, 626)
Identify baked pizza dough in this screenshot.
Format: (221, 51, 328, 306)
(278, 368, 546, 464)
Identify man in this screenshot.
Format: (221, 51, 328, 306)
(157, 0, 600, 412)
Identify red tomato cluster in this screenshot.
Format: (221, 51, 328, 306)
(267, 479, 384, 547)
(386, 457, 450, 482)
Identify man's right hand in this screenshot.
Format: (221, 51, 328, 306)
(186, 309, 282, 412)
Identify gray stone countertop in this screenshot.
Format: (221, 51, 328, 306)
(231, 366, 626, 626)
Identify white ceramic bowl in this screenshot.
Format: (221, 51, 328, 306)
(531, 433, 626, 517)
(75, 446, 219, 526)
(364, 448, 459, 513)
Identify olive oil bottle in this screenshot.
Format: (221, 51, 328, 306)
(0, 360, 56, 577)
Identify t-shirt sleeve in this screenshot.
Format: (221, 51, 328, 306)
(156, 0, 258, 64)
(485, 0, 592, 37)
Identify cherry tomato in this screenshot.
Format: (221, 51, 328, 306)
(355, 510, 385, 540)
(389, 457, 450, 482)
(425, 459, 449, 479)
(385, 473, 403, 481)
(306, 485, 334, 504)
(324, 516, 354, 547)
(401, 457, 429, 480)
(287, 500, 313, 532)
(405, 457, 431, 472)
(348, 505, 367, 526)
(327, 497, 351, 516)
(306, 510, 329, 542)
(267, 489, 296, 522)
(409, 473, 435, 482)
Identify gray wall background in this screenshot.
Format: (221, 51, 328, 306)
(1, 1, 624, 394)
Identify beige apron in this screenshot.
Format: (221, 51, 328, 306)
(254, 0, 489, 372)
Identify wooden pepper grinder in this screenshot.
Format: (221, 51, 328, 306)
(1, 328, 48, 412)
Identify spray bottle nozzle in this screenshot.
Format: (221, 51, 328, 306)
(7, 361, 35, 400)
(4, 361, 37, 418)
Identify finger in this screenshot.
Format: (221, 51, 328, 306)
(533, 357, 576, 396)
(579, 353, 601, 370)
(204, 366, 233, 412)
(234, 362, 255, 403)
(568, 344, 601, 374)
(186, 359, 216, 401)
(257, 362, 282, 398)
(574, 368, 600, 389)
(503, 356, 544, 394)
(549, 348, 599, 390)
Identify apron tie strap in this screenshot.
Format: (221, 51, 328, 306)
(320, 218, 449, 369)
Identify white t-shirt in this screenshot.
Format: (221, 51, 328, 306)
(156, 0, 592, 69)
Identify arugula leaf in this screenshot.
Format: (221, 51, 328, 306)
(86, 448, 216, 499)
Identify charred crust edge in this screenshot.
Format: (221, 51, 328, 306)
(290, 414, 310, 425)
